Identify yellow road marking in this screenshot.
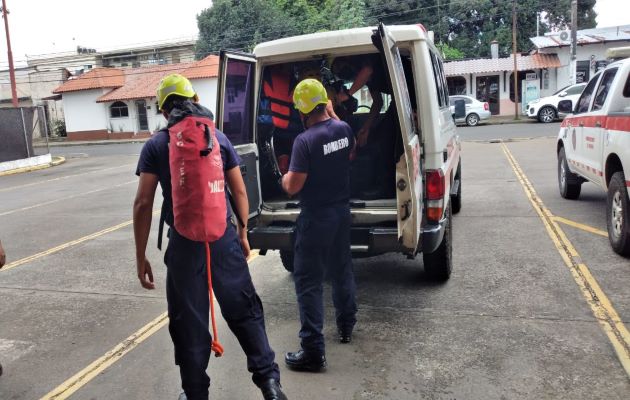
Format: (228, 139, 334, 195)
(0, 163, 135, 193)
(553, 216, 608, 238)
(40, 312, 169, 400)
(501, 143, 630, 377)
(39, 246, 259, 399)
(0, 180, 136, 217)
(1, 210, 160, 272)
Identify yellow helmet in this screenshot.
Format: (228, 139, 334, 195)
(156, 74, 196, 110)
(293, 78, 328, 114)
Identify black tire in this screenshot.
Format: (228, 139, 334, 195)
(280, 250, 294, 272)
(606, 172, 630, 257)
(451, 161, 462, 214)
(423, 206, 452, 281)
(538, 106, 556, 123)
(558, 147, 582, 199)
(465, 113, 479, 126)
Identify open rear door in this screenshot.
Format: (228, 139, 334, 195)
(377, 23, 423, 253)
(216, 51, 261, 218)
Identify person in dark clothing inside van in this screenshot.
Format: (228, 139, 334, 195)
(332, 54, 416, 199)
(282, 79, 357, 372)
(133, 74, 286, 400)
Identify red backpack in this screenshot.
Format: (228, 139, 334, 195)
(168, 116, 227, 243)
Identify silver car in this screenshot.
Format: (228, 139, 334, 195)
(449, 95, 492, 126)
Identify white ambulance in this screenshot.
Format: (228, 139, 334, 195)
(215, 23, 462, 279)
(557, 47, 630, 256)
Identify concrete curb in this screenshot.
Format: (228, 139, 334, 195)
(34, 138, 150, 148)
(0, 156, 66, 177)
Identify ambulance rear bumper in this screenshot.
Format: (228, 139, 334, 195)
(248, 225, 406, 254)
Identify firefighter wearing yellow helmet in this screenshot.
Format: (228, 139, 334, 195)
(135, 73, 286, 400)
(282, 78, 358, 372)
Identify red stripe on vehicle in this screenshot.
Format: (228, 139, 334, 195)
(606, 115, 630, 133)
(627, 180, 630, 188)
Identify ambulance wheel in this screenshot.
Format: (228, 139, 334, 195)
(558, 147, 581, 199)
(423, 206, 452, 281)
(451, 161, 462, 214)
(280, 250, 294, 273)
(607, 172, 630, 257)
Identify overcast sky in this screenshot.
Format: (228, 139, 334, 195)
(1, 0, 629, 67)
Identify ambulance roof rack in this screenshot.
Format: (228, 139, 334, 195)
(606, 46, 630, 60)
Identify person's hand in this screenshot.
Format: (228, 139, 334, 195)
(357, 127, 370, 147)
(136, 257, 155, 290)
(239, 230, 251, 260)
(0, 242, 6, 269)
(336, 90, 349, 103)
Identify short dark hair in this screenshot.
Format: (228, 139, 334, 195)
(162, 94, 192, 113)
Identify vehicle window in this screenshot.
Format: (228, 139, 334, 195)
(430, 51, 448, 108)
(592, 68, 618, 111)
(464, 97, 473, 104)
(565, 84, 587, 96)
(575, 72, 601, 114)
(552, 85, 570, 96)
(438, 57, 450, 107)
(222, 58, 255, 145)
(624, 72, 630, 98)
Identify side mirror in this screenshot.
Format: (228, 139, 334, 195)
(558, 92, 567, 98)
(453, 99, 466, 119)
(558, 99, 573, 113)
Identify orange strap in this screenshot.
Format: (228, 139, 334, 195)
(205, 242, 224, 357)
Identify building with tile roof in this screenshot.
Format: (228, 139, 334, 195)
(52, 56, 219, 141)
(443, 25, 630, 117)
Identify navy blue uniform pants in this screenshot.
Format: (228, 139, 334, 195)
(165, 222, 279, 400)
(293, 204, 357, 356)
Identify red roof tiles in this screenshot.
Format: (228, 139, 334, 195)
(52, 56, 220, 102)
(444, 53, 561, 77)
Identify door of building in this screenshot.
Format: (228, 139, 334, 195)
(476, 75, 500, 115)
(136, 100, 149, 131)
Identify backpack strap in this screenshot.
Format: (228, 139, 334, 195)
(157, 203, 166, 250)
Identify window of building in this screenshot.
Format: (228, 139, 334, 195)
(592, 68, 618, 111)
(110, 101, 129, 118)
(447, 76, 467, 96)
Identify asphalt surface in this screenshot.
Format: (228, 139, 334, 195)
(461, 121, 560, 141)
(1, 124, 629, 399)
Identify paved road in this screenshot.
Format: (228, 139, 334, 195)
(1, 132, 629, 399)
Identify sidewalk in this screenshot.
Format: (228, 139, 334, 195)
(34, 137, 150, 148)
(484, 115, 536, 125)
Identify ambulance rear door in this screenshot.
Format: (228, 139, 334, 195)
(377, 23, 423, 253)
(216, 50, 261, 219)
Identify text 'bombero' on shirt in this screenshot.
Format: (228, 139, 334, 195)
(288, 118, 355, 208)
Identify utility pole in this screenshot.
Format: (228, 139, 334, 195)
(512, 0, 519, 119)
(570, 0, 578, 84)
(1, 0, 18, 107)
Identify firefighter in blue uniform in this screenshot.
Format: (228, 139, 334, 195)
(133, 74, 287, 400)
(282, 79, 358, 371)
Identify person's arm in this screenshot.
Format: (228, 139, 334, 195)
(133, 173, 158, 290)
(282, 171, 308, 196)
(225, 166, 251, 259)
(356, 87, 383, 147)
(0, 239, 6, 269)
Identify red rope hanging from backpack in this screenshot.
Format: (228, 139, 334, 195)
(205, 242, 224, 357)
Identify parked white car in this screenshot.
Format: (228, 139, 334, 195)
(527, 83, 586, 123)
(449, 95, 491, 126)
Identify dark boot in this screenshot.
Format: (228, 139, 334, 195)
(259, 378, 288, 400)
(284, 350, 327, 372)
(338, 328, 352, 344)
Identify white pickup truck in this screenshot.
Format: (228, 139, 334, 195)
(556, 48, 630, 257)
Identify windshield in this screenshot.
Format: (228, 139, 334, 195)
(553, 85, 571, 96)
